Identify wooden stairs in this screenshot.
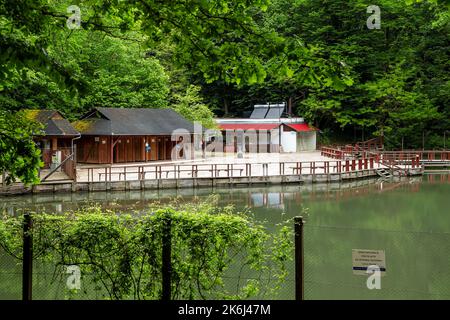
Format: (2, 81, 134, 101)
(375, 168, 392, 178)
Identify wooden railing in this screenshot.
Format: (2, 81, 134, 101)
(355, 137, 384, 151)
(81, 160, 385, 183)
(61, 148, 76, 180)
(321, 146, 426, 176)
(321, 146, 371, 160)
(40, 148, 76, 181)
(370, 150, 449, 162)
(320, 147, 345, 159)
(322, 148, 449, 164)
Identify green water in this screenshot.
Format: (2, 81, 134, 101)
(1, 174, 449, 300)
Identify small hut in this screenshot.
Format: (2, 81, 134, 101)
(22, 110, 80, 169)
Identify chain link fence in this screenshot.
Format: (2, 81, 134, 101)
(0, 211, 293, 300)
(1, 215, 450, 300)
(303, 223, 450, 299)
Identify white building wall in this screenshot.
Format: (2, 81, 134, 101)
(281, 131, 297, 152)
(296, 131, 317, 151)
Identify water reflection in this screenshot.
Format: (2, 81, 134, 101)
(1, 173, 449, 300)
(1, 174, 447, 216)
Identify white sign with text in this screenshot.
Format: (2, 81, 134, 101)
(352, 249, 386, 276)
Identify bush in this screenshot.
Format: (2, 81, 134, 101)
(0, 197, 293, 300)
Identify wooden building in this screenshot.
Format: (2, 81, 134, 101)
(72, 108, 195, 164)
(22, 110, 80, 169)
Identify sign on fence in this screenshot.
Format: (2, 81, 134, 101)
(352, 249, 386, 276)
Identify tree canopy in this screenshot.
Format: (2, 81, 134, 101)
(0, 110, 43, 185)
(0, 0, 449, 182)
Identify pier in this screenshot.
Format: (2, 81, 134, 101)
(0, 150, 427, 195)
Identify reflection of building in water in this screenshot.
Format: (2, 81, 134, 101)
(3, 175, 448, 215)
(427, 173, 450, 184)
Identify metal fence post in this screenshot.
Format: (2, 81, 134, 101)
(294, 216, 304, 301)
(22, 213, 33, 301)
(161, 213, 172, 300)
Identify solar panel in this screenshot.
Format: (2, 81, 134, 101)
(265, 103, 285, 119)
(250, 104, 269, 119)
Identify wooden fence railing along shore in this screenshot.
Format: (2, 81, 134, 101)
(321, 146, 449, 162)
(80, 156, 418, 183)
(1, 134, 447, 195)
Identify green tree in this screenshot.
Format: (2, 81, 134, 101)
(0, 111, 43, 185)
(172, 85, 217, 129)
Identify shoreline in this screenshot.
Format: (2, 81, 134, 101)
(0, 168, 424, 196)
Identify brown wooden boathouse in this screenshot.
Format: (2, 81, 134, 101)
(73, 108, 195, 164)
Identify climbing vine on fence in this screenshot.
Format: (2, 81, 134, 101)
(0, 197, 293, 300)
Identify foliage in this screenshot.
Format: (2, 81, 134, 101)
(191, 0, 449, 148)
(0, 197, 293, 300)
(74, 35, 170, 111)
(1, 0, 448, 149)
(172, 85, 217, 129)
(0, 110, 43, 185)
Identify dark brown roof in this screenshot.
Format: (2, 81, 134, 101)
(22, 110, 80, 136)
(73, 108, 195, 136)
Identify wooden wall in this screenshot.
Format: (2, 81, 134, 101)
(77, 135, 176, 164)
(77, 136, 111, 164)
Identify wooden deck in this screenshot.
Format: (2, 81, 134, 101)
(1, 149, 438, 196)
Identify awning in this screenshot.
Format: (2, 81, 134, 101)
(218, 123, 281, 131)
(283, 123, 316, 132)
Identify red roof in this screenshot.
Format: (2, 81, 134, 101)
(284, 123, 316, 132)
(219, 123, 280, 131)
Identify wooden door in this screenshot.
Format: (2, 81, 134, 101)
(115, 137, 127, 163)
(150, 136, 158, 161)
(157, 137, 165, 160)
(165, 137, 173, 160)
(125, 137, 134, 162)
(135, 137, 145, 162)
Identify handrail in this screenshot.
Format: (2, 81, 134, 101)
(41, 152, 75, 182)
(321, 146, 429, 176)
(80, 159, 388, 183)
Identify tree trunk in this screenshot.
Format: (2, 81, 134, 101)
(224, 98, 229, 116)
(288, 97, 293, 116)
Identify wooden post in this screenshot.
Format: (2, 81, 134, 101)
(72, 146, 77, 182)
(294, 216, 304, 301)
(52, 137, 58, 151)
(161, 213, 172, 301)
(111, 136, 114, 164)
(22, 213, 33, 301)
